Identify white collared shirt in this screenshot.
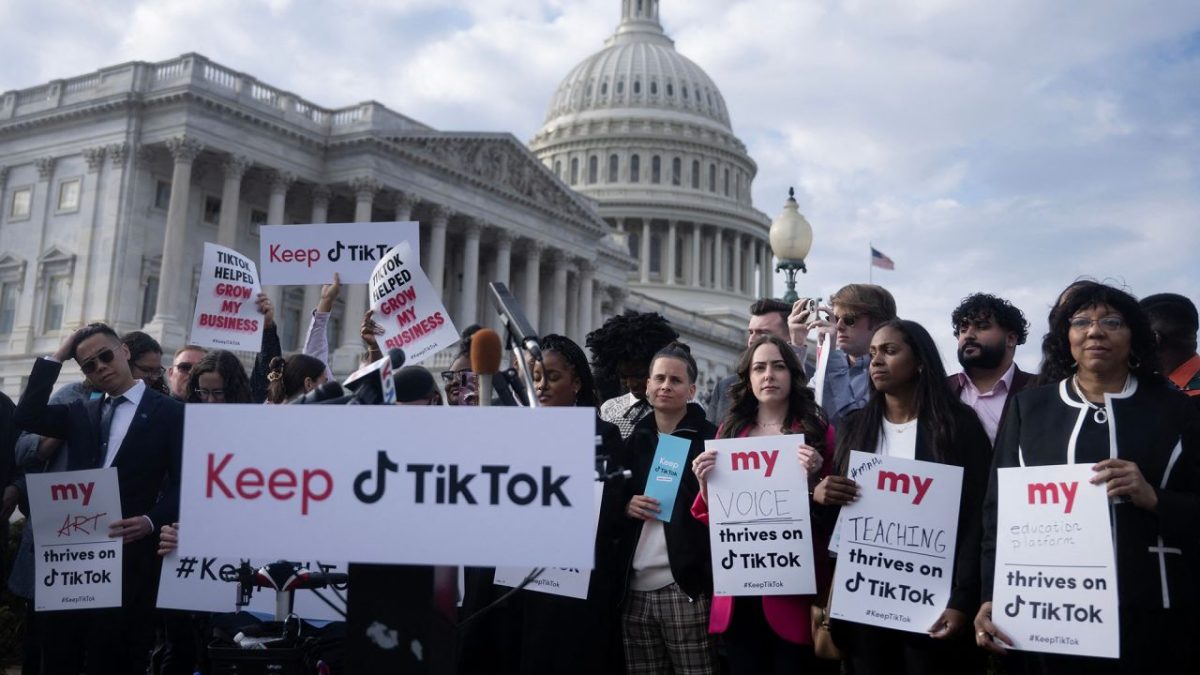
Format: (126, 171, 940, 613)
(103, 379, 146, 468)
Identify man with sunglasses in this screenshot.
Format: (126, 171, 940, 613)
(788, 283, 898, 427)
(14, 322, 183, 675)
(167, 344, 206, 400)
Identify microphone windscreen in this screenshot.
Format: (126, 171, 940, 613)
(469, 328, 503, 375)
(393, 366, 435, 403)
(387, 348, 406, 369)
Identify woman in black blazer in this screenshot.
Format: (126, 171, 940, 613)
(814, 319, 990, 675)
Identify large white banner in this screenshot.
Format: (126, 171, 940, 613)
(704, 436, 817, 596)
(830, 452, 963, 633)
(259, 221, 420, 285)
(179, 405, 596, 568)
(992, 464, 1119, 659)
(369, 241, 458, 365)
(27, 469, 123, 611)
(157, 554, 347, 621)
(189, 242, 264, 351)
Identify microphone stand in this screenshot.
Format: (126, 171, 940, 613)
(487, 282, 541, 408)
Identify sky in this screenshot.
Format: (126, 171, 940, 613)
(2, 0, 1198, 371)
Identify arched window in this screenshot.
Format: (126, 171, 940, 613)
(649, 233, 662, 274)
(691, 160, 700, 188)
(570, 158, 579, 185)
(601, 80, 608, 96)
(588, 155, 598, 184)
(617, 79, 625, 94)
(682, 85, 689, 100)
(630, 154, 641, 183)
(651, 156, 661, 184)
(667, 82, 674, 97)
(554, 160, 562, 179)
(708, 164, 716, 192)
(608, 154, 619, 183)
(650, 80, 658, 95)
(634, 79, 641, 95)
(724, 168, 730, 196)
(628, 230, 640, 258)
(671, 157, 681, 186)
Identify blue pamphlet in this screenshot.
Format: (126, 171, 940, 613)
(644, 433, 690, 522)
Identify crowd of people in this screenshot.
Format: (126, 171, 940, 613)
(0, 274, 1197, 675)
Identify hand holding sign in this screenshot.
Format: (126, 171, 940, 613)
(626, 495, 661, 521)
(693, 449, 717, 504)
(813, 475, 860, 506)
(1090, 458, 1156, 509)
(974, 602, 1015, 653)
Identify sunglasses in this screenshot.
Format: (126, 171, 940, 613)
(79, 348, 116, 375)
(441, 369, 473, 384)
(834, 313, 859, 328)
(173, 362, 194, 374)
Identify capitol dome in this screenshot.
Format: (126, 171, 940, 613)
(542, 6, 732, 130)
(530, 0, 773, 339)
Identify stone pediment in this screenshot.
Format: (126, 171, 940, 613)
(384, 133, 605, 232)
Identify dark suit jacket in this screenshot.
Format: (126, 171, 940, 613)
(14, 358, 183, 530)
(946, 365, 1035, 439)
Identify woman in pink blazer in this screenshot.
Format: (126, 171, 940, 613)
(691, 335, 835, 673)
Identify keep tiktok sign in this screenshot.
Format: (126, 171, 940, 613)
(991, 464, 1118, 659)
(178, 405, 596, 568)
(830, 452, 963, 632)
(704, 437, 816, 596)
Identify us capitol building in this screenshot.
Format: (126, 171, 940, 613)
(0, 0, 772, 396)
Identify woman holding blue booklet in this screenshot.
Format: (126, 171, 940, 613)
(691, 334, 834, 675)
(614, 342, 718, 675)
(813, 319, 990, 675)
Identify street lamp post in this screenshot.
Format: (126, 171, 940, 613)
(768, 187, 814, 304)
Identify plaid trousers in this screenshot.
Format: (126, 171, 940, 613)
(622, 584, 716, 675)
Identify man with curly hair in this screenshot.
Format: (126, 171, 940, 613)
(947, 293, 1035, 443)
(586, 311, 679, 439)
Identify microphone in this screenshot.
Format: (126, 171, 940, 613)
(470, 328, 502, 407)
(488, 283, 542, 363)
(289, 380, 345, 405)
(345, 348, 406, 405)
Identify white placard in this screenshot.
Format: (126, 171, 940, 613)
(157, 554, 347, 621)
(704, 436, 816, 596)
(494, 482, 604, 599)
(810, 332, 833, 408)
(992, 464, 1119, 658)
(830, 452, 963, 633)
(369, 241, 458, 365)
(28, 469, 123, 611)
(189, 243, 264, 351)
(179, 405, 596, 569)
(259, 221, 420, 285)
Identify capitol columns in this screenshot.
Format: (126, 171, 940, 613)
(731, 231, 742, 295)
(427, 204, 451, 300)
(713, 227, 724, 291)
(332, 176, 381, 371)
(459, 219, 483, 329)
(302, 185, 333, 324)
(146, 135, 203, 347)
(690, 222, 702, 286)
(666, 220, 678, 285)
(491, 229, 514, 333)
(639, 220, 651, 283)
(577, 260, 595, 340)
(217, 155, 250, 247)
(549, 249, 569, 336)
(522, 239, 544, 333)
(265, 169, 296, 314)
(393, 191, 417, 222)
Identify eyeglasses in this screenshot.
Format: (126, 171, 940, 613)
(79, 348, 116, 375)
(1069, 316, 1126, 332)
(134, 364, 165, 378)
(834, 313, 859, 328)
(441, 369, 472, 383)
(196, 388, 226, 401)
(173, 362, 194, 374)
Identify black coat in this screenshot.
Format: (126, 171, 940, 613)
(981, 378, 1200, 610)
(14, 358, 183, 535)
(613, 402, 717, 601)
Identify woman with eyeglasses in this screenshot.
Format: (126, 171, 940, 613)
(690, 335, 833, 673)
(975, 283, 1200, 673)
(813, 320, 991, 674)
(185, 350, 254, 404)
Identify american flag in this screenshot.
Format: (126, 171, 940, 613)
(871, 246, 895, 271)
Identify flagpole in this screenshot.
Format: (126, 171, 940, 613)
(868, 242, 873, 284)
